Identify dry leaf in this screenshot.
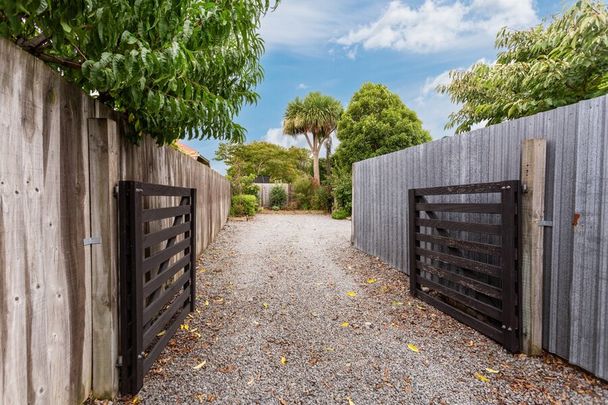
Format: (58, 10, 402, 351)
(485, 368, 499, 374)
(180, 323, 189, 331)
(474, 372, 490, 383)
(407, 343, 419, 353)
(366, 278, 377, 284)
(156, 330, 166, 337)
(347, 397, 355, 405)
(280, 356, 287, 365)
(415, 304, 426, 310)
(341, 322, 350, 328)
(131, 396, 142, 404)
(263, 302, 269, 309)
(204, 300, 209, 306)
(193, 361, 207, 370)
(346, 291, 357, 297)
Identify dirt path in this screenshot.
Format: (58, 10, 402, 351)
(133, 214, 607, 404)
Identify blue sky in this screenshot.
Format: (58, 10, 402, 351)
(185, 0, 574, 174)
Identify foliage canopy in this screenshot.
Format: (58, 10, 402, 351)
(215, 141, 309, 183)
(439, 0, 608, 133)
(0, 0, 277, 144)
(332, 83, 431, 213)
(333, 83, 430, 173)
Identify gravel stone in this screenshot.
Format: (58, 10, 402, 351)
(127, 214, 608, 404)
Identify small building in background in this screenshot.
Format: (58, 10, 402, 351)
(174, 141, 210, 167)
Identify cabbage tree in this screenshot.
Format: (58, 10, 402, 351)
(283, 92, 342, 186)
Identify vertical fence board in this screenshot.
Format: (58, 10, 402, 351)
(88, 118, 120, 397)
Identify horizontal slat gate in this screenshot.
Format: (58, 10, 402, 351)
(408, 181, 521, 352)
(119, 181, 197, 394)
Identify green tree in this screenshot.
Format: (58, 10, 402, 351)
(283, 92, 343, 186)
(215, 141, 309, 183)
(0, 0, 278, 144)
(333, 83, 431, 213)
(439, 0, 608, 133)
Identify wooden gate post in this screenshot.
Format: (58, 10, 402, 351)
(88, 118, 120, 397)
(520, 139, 547, 355)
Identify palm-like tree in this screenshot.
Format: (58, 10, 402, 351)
(283, 92, 342, 186)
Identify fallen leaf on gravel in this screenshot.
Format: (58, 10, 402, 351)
(407, 344, 419, 353)
(180, 324, 189, 331)
(218, 364, 237, 374)
(485, 368, 499, 374)
(204, 300, 209, 306)
(341, 322, 350, 327)
(190, 327, 198, 333)
(263, 302, 269, 309)
(193, 361, 207, 370)
(366, 278, 377, 284)
(131, 396, 142, 404)
(474, 372, 490, 383)
(415, 304, 426, 310)
(247, 376, 255, 385)
(346, 291, 357, 297)
(281, 356, 287, 365)
(347, 397, 355, 405)
(392, 301, 404, 306)
(156, 330, 166, 337)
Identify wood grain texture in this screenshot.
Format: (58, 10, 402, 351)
(352, 94, 608, 380)
(0, 38, 231, 403)
(520, 139, 547, 355)
(88, 118, 120, 398)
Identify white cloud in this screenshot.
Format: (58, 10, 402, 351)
(264, 127, 309, 149)
(421, 70, 452, 96)
(297, 83, 309, 90)
(345, 47, 358, 60)
(260, 1, 381, 53)
(413, 58, 494, 138)
(337, 0, 538, 54)
(263, 127, 339, 157)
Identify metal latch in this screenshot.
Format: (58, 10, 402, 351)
(83, 236, 101, 246)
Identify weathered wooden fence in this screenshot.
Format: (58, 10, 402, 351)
(352, 94, 608, 380)
(0, 38, 230, 404)
(254, 183, 290, 208)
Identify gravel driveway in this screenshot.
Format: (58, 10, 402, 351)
(132, 214, 607, 404)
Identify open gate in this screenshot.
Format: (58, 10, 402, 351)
(118, 181, 197, 394)
(408, 181, 521, 352)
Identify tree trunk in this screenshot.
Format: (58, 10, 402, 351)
(312, 150, 321, 187)
(325, 137, 332, 177)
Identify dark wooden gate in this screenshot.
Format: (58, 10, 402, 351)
(118, 181, 197, 394)
(408, 181, 521, 352)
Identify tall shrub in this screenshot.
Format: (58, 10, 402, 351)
(269, 185, 287, 208)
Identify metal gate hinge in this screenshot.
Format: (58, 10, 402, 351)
(538, 220, 553, 227)
(83, 236, 101, 246)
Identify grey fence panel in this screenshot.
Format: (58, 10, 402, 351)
(352, 94, 608, 380)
